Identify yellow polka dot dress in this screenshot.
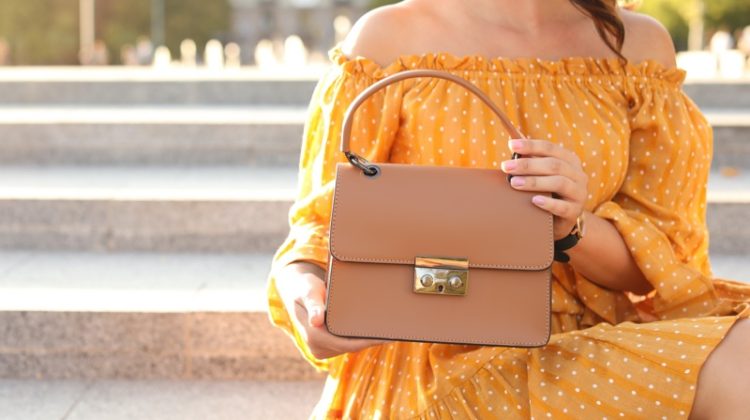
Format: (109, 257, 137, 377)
(266, 42, 750, 419)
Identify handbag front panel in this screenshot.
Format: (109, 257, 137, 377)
(328, 163, 554, 271)
(324, 256, 551, 347)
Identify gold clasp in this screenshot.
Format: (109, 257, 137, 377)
(414, 256, 468, 296)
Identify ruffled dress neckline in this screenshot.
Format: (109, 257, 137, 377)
(328, 41, 686, 84)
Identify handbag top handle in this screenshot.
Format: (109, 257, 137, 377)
(340, 68, 527, 176)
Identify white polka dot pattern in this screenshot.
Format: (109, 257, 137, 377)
(265, 43, 750, 419)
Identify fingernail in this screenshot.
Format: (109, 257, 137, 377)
(310, 307, 321, 320)
(511, 176, 525, 187)
(501, 160, 516, 172)
(508, 140, 523, 151)
(532, 196, 546, 205)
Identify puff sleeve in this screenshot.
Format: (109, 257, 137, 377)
(265, 56, 403, 371)
(590, 71, 723, 320)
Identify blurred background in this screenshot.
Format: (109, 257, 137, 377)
(0, 0, 748, 77)
(0, 1, 747, 419)
(0, 0, 373, 69)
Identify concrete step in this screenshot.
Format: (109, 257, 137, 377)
(0, 67, 321, 106)
(0, 107, 306, 165)
(0, 165, 297, 252)
(710, 254, 750, 281)
(0, 250, 324, 381)
(684, 80, 750, 109)
(0, 67, 747, 110)
(0, 378, 324, 420)
(706, 110, 750, 169)
(0, 165, 749, 253)
(0, 107, 747, 167)
(706, 170, 750, 254)
(0, 250, 746, 382)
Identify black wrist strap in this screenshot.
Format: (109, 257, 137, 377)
(553, 233, 579, 263)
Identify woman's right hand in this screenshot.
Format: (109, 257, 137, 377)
(275, 260, 389, 360)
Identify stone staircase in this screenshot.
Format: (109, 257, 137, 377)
(0, 67, 748, 387)
(0, 68, 325, 385)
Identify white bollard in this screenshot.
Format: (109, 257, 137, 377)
(334, 15, 352, 44)
(718, 50, 746, 79)
(180, 39, 197, 67)
(283, 35, 308, 69)
(254, 39, 278, 70)
(676, 51, 718, 79)
(204, 39, 224, 70)
(152, 45, 172, 69)
(225, 42, 241, 69)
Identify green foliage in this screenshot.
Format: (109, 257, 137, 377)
(0, 0, 79, 65)
(97, 0, 151, 62)
(637, 0, 691, 50)
(0, 0, 230, 65)
(637, 0, 750, 50)
(703, 0, 750, 34)
(165, 0, 230, 52)
(368, 0, 401, 9)
(98, 0, 230, 64)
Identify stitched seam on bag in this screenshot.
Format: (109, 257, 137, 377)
(326, 256, 551, 347)
(329, 165, 555, 270)
(328, 256, 549, 270)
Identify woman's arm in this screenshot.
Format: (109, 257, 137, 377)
(500, 11, 679, 297)
(501, 140, 653, 295)
(566, 210, 653, 295)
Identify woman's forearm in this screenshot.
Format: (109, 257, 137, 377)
(566, 210, 654, 295)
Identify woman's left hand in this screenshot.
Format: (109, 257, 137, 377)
(500, 139, 589, 240)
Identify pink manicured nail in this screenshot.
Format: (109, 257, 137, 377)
(501, 160, 516, 171)
(532, 196, 546, 205)
(511, 176, 525, 187)
(310, 307, 321, 319)
(508, 140, 523, 151)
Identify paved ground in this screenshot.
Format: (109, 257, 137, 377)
(0, 379, 325, 420)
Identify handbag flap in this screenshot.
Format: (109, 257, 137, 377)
(329, 162, 554, 270)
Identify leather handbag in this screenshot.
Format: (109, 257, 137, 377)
(324, 69, 553, 347)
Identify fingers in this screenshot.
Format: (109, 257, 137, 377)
(279, 266, 391, 360)
(502, 139, 588, 240)
(296, 274, 327, 328)
(508, 139, 581, 166)
(531, 194, 582, 221)
(501, 156, 584, 183)
(335, 337, 390, 354)
(305, 321, 390, 360)
(509, 174, 585, 202)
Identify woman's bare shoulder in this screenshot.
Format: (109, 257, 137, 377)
(339, 1, 426, 68)
(619, 8, 677, 69)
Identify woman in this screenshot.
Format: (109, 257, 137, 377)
(267, 0, 750, 418)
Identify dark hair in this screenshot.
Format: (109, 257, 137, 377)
(568, 0, 627, 63)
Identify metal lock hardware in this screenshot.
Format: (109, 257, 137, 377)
(414, 256, 468, 296)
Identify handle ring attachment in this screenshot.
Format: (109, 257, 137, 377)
(345, 151, 380, 177)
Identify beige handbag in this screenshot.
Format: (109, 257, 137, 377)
(324, 69, 553, 347)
